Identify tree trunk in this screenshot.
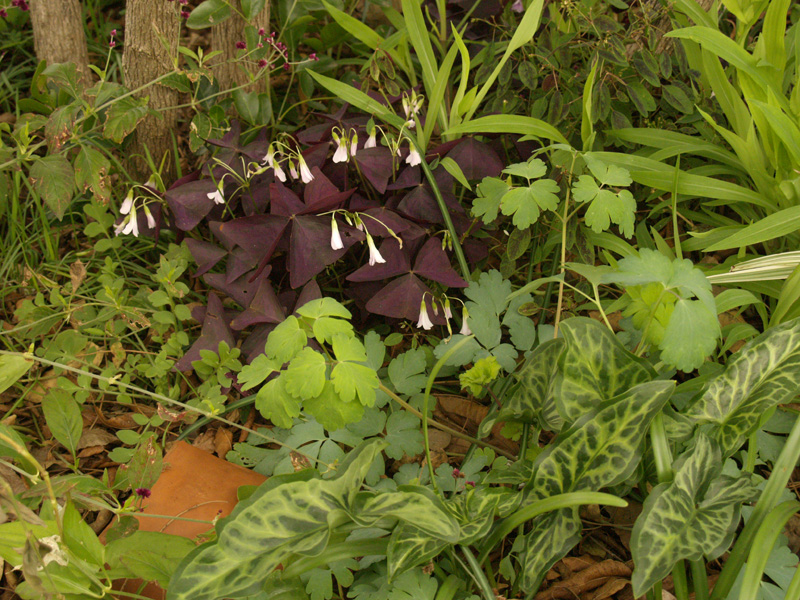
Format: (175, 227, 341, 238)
(212, 1, 270, 94)
(122, 0, 180, 181)
(29, 0, 91, 83)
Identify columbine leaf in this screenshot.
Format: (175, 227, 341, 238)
(661, 298, 720, 372)
(304, 381, 364, 431)
(239, 354, 283, 390)
(255, 376, 302, 429)
(265, 316, 307, 363)
(388, 349, 428, 396)
(503, 158, 548, 180)
(284, 348, 327, 399)
(584, 154, 632, 187)
(630, 434, 758, 596)
(473, 177, 510, 224)
(572, 175, 600, 204)
(556, 318, 655, 422)
(384, 411, 423, 460)
(685, 316, 800, 456)
(500, 182, 558, 229)
(312, 317, 353, 345)
(583, 189, 636, 238)
(331, 333, 367, 363)
(331, 361, 379, 406)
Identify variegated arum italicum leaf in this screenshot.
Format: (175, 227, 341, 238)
(455, 487, 521, 546)
(167, 440, 387, 600)
(684, 316, 800, 456)
(477, 337, 565, 439)
(387, 523, 448, 582)
(555, 317, 656, 423)
(630, 433, 758, 596)
(518, 380, 674, 593)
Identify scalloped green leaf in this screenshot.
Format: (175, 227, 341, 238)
(304, 381, 364, 431)
(473, 177, 510, 224)
(284, 348, 327, 399)
(265, 316, 307, 363)
(556, 318, 655, 422)
(255, 376, 302, 429)
(630, 434, 758, 596)
(331, 360, 379, 406)
(685, 316, 800, 455)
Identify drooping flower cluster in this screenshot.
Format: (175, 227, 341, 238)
(331, 127, 358, 164)
(114, 178, 161, 238)
(260, 142, 315, 184)
(416, 294, 471, 335)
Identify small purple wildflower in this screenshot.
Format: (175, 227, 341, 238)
(283, 62, 290, 71)
(1, 8, 8, 17)
(235, 41, 246, 49)
(257, 42, 263, 48)
(258, 27, 265, 36)
(134, 487, 151, 498)
(181, 9, 190, 18)
(309, 53, 318, 61)
(109, 40, 116, 48)
(465, 481, 476, 488)
(452, 468, 464, 479)
(258, 58, 268, 68)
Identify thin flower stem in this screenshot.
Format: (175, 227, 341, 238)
(378, 383, 516, 460)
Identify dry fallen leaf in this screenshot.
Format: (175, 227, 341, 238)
(77, 428, 117, 450)
(214, 428, 233, 458)
(69, 259, 87, 293)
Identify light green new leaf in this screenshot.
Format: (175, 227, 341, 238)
(284, 348, 327, 399)
(556, 318, 655, 422)
(331, 333, 367, 363)
(265, 316, 307, 363)
(630, 434, 758, 596)
(459, 356, 501, 395)
(42, 389, 82, 457)
(30, 155, 75, 220)
(661, 298, 720, 372)
(0, 354, 33, 394)
(584, 154, 632, 187)
(238, 354, 282, 391)
(503, 158, 547, 180)
(255, 376, 302, 429)
(331, 361, 379, 406)
(312, 316, 353, 345)
(357, 485, 460, 542)
(685, 316, 800, 456)
(388, 348, 428, 396)
(387, 524, 447, 581)
(532, 380, 674, 497)
(304, 381, 364, 431)
(297, 297, 352, 320)
(473, 177, 510, 224)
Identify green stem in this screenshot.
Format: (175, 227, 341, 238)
(690, 559, 709, 600)
(414, 143, 470, 281)
(476, 492, 627, 565)
(421, 335, 477, 495)
(460, 546, 495, 600)
(711, 411, 800, 600)
(650, 412, 673, 483)
(784, 557, 800, 600)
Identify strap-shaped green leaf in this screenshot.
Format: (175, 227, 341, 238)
(387, 523, 447, 581)
(556, 318, 656, 422)
(685, 317, 800, 456)
(630, 434, 758, 596)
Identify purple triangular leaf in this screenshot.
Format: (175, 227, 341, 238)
(218, 214, 289, 265)
(206, 120, 242, 151)
(209, 221, 236, 251)
(241, 323, 276, 363)
(173, 293, 236, 372)
(354, 147, 393, 194)
(302, 143, 330, 172)
(230, 278, 286, 330)
(413, 237, 468, 287)
(185, 239, 227, 277)
(165, 179, 217, 231)
(204, 267, 272, 308)
(347, 238, 411, 282)
(361, 207, 413, 238)
(239, 176, 272, 215)
(387, 164, 421, 190)
(293, 280, 322, 312)
(365, 274, 444, 323)
(270, 182, 305, 216)
(225, 247, 259, 284)
(445, 137, 503, 180)
(288, 215, 361, 288)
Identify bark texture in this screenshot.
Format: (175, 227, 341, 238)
(212, 1, 271, 94)
(29, 0, 91, 83)
(122, 0, 180, 181)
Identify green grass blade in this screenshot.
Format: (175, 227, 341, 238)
(703, 205, 800, 252)
(443, 114, 568, 144)
(423, 44, 457, 148)
(307, 70, 406, 129)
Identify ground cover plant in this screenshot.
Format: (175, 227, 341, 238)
(1, 0, 800, 599)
